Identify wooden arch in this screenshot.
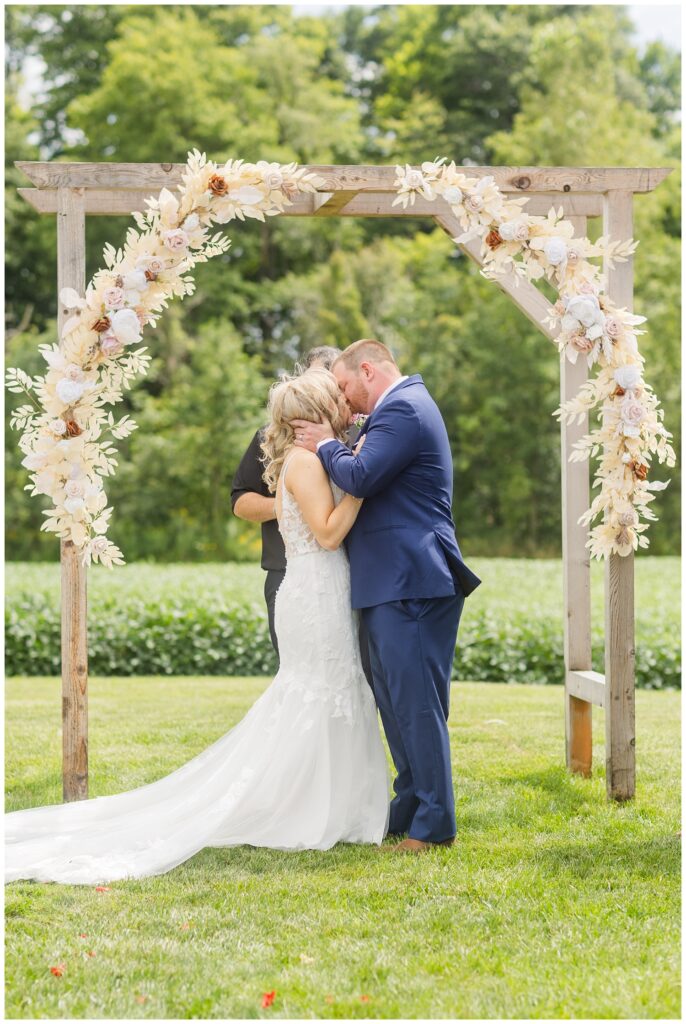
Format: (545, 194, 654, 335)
(16, 161, 672, 803)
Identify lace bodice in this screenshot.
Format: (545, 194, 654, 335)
(278, 456, 344, 558)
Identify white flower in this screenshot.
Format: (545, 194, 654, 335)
(263, 171, 283, 191)
(585, 319, 606, 341)
(405, 170, 426, 191)
(64, 496, 85, 515)
(91, 536, 109, 555)
(615, 365, 642, 391)
(565, 294, 603, 328)
(56, 379, 87, 405)
(49, 418, 67, 436)
(110, 308, 143, 346)
(543, 237, 568, 266)
(163, 228, 190, 252)
(498, 219, 528, 242)
(228, 185, 265, 206)
(123, 269, 148, 293)
(442, 186, 463, 206)
(183, 213, 200, 230)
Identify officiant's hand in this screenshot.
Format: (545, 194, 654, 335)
(291, 418, 335, 453)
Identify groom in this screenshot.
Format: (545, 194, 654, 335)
(293, 339, 481, 853)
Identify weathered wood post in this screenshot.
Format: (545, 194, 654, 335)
(57, 187, 89, 801)
(561, 216, 594, 777)
(602, 190, 636, 800)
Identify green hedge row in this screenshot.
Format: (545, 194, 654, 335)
(6, 595, 680, 689)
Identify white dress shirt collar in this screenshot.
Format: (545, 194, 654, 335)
(373, 375, 409, 411)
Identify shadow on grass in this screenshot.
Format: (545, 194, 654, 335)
(165, 840, 380, 881)
(531, 835, 681, 880)
(457, 765, 599, 833)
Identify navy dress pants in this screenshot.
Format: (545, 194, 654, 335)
(362, 592, 464, 843)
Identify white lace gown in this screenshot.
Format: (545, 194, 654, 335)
(5, 472, 389, 885)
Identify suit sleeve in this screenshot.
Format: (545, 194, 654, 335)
(318, 400, 421, 498)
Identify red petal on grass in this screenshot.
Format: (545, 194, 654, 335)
(94, 886, 110, 893)
(135, 995, 148, 1004)
(180, 922, 191, 930)
(50, 964, 66, 977)
(261, 991, 276, 1008)
(78, 933, 88, 939)
(325, 995, 334, 1004)
(86, 950, 96, 958)
(360, 994, 371, 1003)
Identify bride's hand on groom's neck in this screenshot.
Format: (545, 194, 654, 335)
(291, 418, 335, 453)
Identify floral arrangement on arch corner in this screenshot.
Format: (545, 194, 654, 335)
(393, 158, 675, 559)
(6, 151, 324, 567)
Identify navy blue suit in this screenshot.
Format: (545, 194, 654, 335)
(318, 375, 481, 842)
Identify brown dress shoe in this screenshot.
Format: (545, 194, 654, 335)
(393, 837, 455, 854)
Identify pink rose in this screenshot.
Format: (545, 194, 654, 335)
(619, 510, 637, 527)
(63, 363, 85, 383)
(466, 194, 483, 212)
(65, 479, 85, 499)
(50, 418, 67, 436)
(162, 229, 190, 252)
(604, 317, 623, 338)
(570, 333, 594, 352)
(621, 397, 646, 427)
(100, 333, 124, 358)
(91, 536, 109, 555)
(102, 286, 126, 310)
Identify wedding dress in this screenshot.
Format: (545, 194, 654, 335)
(5, 462, 390, 884)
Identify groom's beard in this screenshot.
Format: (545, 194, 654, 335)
(345, 379, 371, 416)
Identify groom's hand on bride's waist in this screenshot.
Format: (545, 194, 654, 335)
(291, 418, 335, 453)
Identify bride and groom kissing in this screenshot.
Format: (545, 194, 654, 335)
(5, 339, 480, 884)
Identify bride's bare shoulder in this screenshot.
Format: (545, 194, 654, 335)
(286, 447, 328, 484)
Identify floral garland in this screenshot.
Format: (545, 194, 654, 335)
(6, 152, 323, 567)
(7, 152, 675, 566)
(392, 159, 675, 559)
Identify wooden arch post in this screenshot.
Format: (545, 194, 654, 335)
(57, 187, 89, 801)
(15, 162, 670, 802)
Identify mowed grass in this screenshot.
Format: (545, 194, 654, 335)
(5, 677, 681, 1019)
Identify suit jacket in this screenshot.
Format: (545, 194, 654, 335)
(317, 375, 481, 609)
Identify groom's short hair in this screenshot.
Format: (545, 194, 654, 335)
(334, 339, 398, 372)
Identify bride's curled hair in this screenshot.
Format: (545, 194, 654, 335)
(261, 368, 350, 493)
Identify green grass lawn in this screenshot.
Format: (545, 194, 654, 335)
(5, 676, 681, 1019)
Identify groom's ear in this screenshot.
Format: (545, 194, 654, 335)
(360, 361, 374, 380)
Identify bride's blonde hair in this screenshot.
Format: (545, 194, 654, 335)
(260, 368, 350, 493)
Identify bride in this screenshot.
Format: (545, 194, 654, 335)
(5, 369, 390, 885)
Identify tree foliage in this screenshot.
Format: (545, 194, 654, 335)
(5, 3, 680, 559)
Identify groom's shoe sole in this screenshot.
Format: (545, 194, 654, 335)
(391, 837, 456, 854)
